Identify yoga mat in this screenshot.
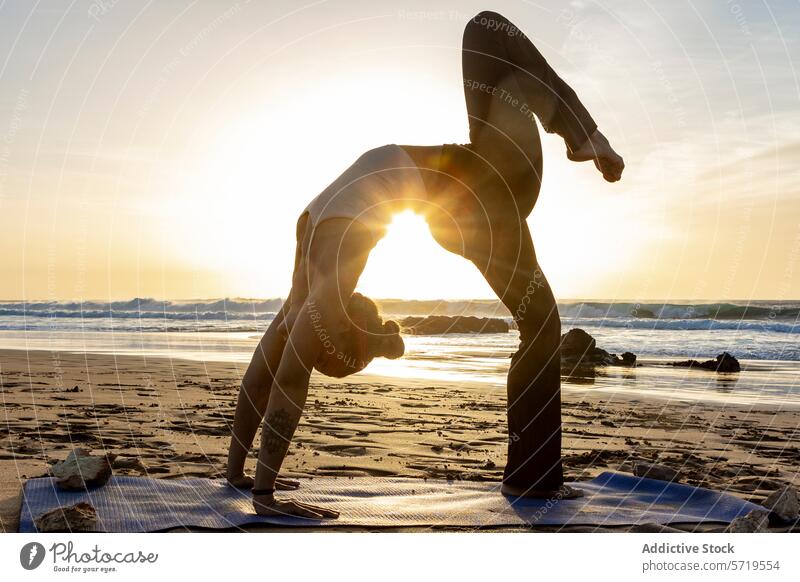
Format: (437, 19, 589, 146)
(19, 472, 763, 532)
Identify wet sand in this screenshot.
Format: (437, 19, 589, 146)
(1, 349, 798, 532)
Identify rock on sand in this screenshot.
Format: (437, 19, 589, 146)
(763, 486, 799, 522)
(50, 448, 112, 490)
(633, 462, 679, 482)
(34, 502, 97, 532)
(726, 510, 770, 533)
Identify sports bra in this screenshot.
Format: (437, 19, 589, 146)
(301, 144, 426, 240)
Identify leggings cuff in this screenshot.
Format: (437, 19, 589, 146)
(558, 113, 598, 153)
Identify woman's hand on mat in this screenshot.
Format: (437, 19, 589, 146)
(226, 473, 300, 491)
(253, 494, 339, 520)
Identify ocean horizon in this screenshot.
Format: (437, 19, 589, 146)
(1, 297, 798, 407)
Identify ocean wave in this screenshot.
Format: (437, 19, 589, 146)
(0, 309, 275, 322)
(568, 317, 799, 334)
(0, 307, 278, 321)
(0, 297, 283, 315)
(0, 320, 265, 333)
(2, 298, 799, 323)
(560, 301, 800, 321)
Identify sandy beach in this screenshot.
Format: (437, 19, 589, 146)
(2, 348, 798, 532)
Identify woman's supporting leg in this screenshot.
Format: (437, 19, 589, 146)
(454, 12, 571, 491)
(225, 305, 288, 482)
(471, 221, 564, 492)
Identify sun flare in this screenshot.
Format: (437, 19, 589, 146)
(357, 210, 495, 300)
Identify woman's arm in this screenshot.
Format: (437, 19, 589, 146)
(226, 214, 310, 488)
(251, 297, 339, 519)
(225, 303, 288, 484)
(225, 303, 298, 491)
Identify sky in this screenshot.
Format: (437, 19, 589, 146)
(1, 0, 798, 302)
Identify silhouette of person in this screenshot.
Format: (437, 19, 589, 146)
(226, 11, 624, 516)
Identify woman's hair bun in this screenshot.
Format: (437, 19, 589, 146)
(379, 320, 404, 359)
(382, 320, 400, 335)
(344, 293, 405, 363)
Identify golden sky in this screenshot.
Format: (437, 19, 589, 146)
(1, 0, 798, 301)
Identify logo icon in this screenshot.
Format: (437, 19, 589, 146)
(20, 542, 46, 570)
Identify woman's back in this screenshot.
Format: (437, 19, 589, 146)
(302, 144, 426, 238)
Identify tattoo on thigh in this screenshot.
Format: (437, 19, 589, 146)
(263, 408, 296, 454)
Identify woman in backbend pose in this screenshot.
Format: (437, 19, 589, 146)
(226, 11, 624, 519)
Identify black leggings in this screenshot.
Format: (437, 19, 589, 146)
(464, 12, 597, 150)
(431, 12, 597, 491)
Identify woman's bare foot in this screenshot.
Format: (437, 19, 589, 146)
(253, 493, 339, 519)
(501, 482, 585, 500)
(226, 473, 254, 488)
(226, 473, 300, 491)
(567, 129, 624, 182)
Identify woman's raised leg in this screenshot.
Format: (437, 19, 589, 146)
(463, 11, 597, 152)
(462, 11, 622, 184)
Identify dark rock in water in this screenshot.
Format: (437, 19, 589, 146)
(559, 328, 637, 368)
(50, 448, 112, 490)
(713, 352, 742, 372)
(35, 502, 97, 532)
(671, 352, 741, 373)
(560, 328, 596, 354)
(400, 315, 509, 335)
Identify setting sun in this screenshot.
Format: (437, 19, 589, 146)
(357, 210, 495, 299)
